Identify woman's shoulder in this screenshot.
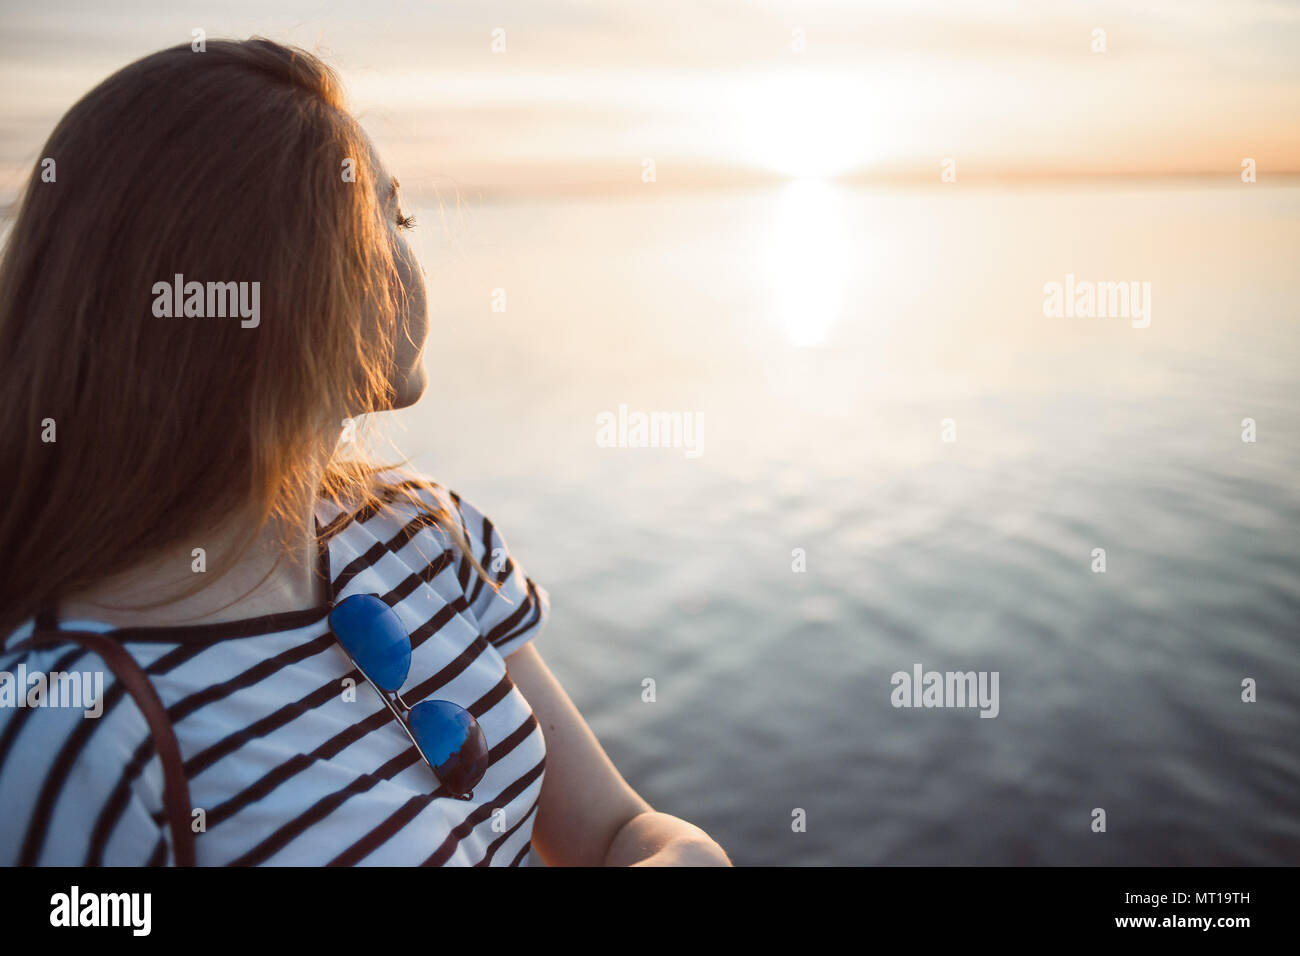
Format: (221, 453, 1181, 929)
(320, 464, 455, 527)
(324, 465, 519, 562)
(327, 465, 551, 661)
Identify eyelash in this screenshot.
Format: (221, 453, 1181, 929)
(395, 212, 416, 230)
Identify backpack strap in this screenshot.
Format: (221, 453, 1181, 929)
(31, 628, 197, 866)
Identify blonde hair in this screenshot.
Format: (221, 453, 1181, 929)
(0, 38, 488, 635)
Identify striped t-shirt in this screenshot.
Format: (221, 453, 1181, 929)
(0, 471, 550, 866)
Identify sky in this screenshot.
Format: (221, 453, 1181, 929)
(1, 0, 1299, 201)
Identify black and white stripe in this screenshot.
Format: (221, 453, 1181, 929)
(0, 471, 550, 866)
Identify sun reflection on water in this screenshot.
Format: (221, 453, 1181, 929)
(765, 178, 852, 348)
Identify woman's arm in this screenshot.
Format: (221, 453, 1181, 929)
(505, 642, 731, 866)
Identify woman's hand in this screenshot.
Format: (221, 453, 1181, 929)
(604, 810, 733, 866)
(627, 836, 733, 867)
(506, 645, 732, 867)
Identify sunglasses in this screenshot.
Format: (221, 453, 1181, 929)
(328, 593, 489, 800)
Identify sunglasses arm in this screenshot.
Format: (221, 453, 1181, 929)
(348, 663, 459, 797)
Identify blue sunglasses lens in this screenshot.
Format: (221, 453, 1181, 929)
(328, 595, 411, 692)
(409, 700, 489, 796)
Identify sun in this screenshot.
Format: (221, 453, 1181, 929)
(731, 71, 879, 180)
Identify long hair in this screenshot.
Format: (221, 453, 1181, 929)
(0, 38, 483, 636)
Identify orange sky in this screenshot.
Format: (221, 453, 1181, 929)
(2, 0, 1299, 201)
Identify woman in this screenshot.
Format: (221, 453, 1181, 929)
(0, 38, 730, 867)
